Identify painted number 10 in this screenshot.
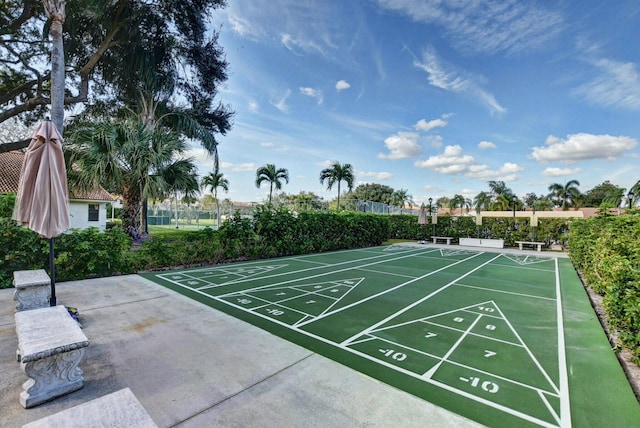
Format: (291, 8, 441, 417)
(379, 349, 407, 361)
(459, 376, 499, 393)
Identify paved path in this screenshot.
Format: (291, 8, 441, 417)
(1, 274, 483, 427)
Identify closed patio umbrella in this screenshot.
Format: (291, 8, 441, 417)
(417, 203, 427, 243)
(12, 120, 70, 306)
(418, 203, 427, 225)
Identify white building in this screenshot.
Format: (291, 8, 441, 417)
(0, 151, 113, 231)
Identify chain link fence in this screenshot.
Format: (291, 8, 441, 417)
(147, 199, 418, 229)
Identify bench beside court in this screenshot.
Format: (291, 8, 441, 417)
(15, 305, 89, 408)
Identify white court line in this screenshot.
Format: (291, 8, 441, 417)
(555, 258, 571, 428)
(153, 249, 565, 427)
(492, 302, 560, 396)
(422, 314, 482, 379)
(339, 253, 502, 345)
(297, 252, 487, 329)
(456, 283, 556, 301)
(355, 267, 417, 279)
(217, 248, 440, 297)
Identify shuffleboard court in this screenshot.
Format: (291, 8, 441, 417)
(142, 244, 640, 427)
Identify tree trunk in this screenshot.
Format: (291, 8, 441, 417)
(43, 0, 66, 134)
(122, 187, 142, 240)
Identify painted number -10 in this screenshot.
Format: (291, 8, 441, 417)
(379, 349, 407, 361)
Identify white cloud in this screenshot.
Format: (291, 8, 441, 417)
(299, 87, 323, 104)
(531, 133, 637, 163)
(426, 135, 443, 149)
(414, 117, 447, 132)
(542, 167, 582, 177)
(336, 80, 351, 91)
(414, 47, 506, 115)
(478, 141, 496, 150)
(281, 33, 325, 55)
(414, 145, 522, 180)
(359, 171, 393, 181)
(220, 161, 257, 172)
(270, 89, 291, 113)
(248, 100, 259, 112)
(414, 145, 475, 173)
(377, 132, 422, 159)
(465, 162, 523, 180)
(260, 142, 274, 147)
(575, 58, 640, 111)
(376, 0, 563, 55)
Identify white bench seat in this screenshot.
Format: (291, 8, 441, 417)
(13, 269, 51, 312)
(23, 388, 158, 428)
(514, 241, 544, 252)
(15, 305, 89, 408)
(432, 236, 455, 245)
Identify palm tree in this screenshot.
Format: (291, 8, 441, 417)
(67, 116, 197, 239)
(391, 189, 414, 210)
(449, 194, 466, 215)
(474, 191, 491, 212)
(488, 180, 510, 198)
(627, 180, 640, 208)
(548, 179, 581, 210)
(154, 159, 200, 228)
(202, 172, 230, 227)
(319, 161, 355, 210)
(255, 164, 289, 205)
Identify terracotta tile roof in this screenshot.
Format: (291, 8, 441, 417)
(0, 151, 113, 202)
(0, 151, 23, 193)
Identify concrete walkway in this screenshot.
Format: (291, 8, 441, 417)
(1, 274, 484, 427)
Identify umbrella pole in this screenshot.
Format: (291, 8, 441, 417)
(49, 238, 57, 306)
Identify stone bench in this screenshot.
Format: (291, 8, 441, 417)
(15, 305, 90, 408)
(432, 236, 455, 245)
(22, 388, 158, 428)
(515, 241, 544, 252)
(13, 269, 51, 312)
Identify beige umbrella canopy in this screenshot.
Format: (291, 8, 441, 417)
(12, 120, 70, 306)
(13, 120, 70, 237)
(418, 203, 427, 225)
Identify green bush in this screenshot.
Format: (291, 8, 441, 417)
(55, 227, 133, 280)
(132, 227, 222, 270)
(567, 214, 640, 363)
(387, 214, 570, 248)
(217, 208, 389, 259)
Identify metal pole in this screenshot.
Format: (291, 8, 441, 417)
(49, 238, 56, 306)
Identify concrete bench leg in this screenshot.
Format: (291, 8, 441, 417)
(20, 348, 86, 408)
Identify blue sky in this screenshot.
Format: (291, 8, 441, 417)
(188, 0, 640, 205)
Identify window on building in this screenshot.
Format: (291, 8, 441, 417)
(88, 204, 99, 222)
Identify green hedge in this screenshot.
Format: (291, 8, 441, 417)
(217, 207, 389, 260)
(567, 213, 640, 363)
(388, 215, 570, 248)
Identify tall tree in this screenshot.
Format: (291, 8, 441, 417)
(256, 164, 289, 205)
(548, 179, 581, 210)
(583, 181, 625, 207)
(449, 194, 466, 215)
(319, 161, 355, 210)
(391, 189, 414, 209)
(629, 180, 640, 208)
(345, 183, 393, 205)
(155, 159, 200, 229)
(201, 171, 229, 228)
(42, 0, 65, 133)
(474, 191, 492, 211)
(66, 115, 197, 239)
(1, 0, 233, 155)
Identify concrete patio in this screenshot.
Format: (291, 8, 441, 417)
(1, 274, 483, 427)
